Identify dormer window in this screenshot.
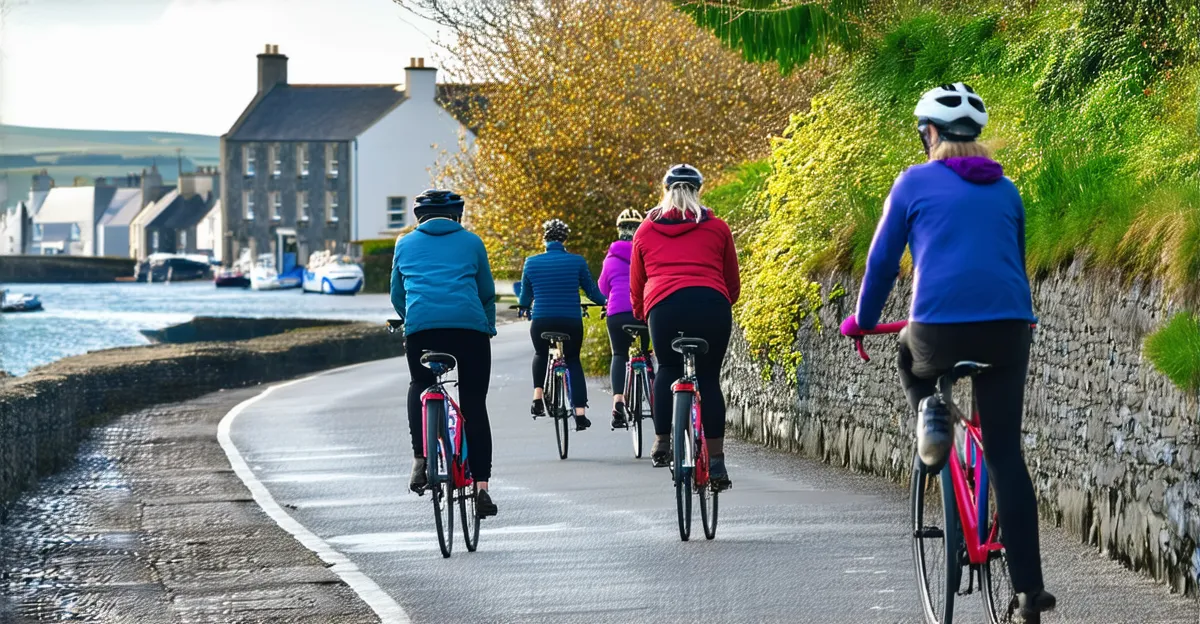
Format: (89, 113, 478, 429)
(326, 144, 339, 179)
(244, 146, 256, 178)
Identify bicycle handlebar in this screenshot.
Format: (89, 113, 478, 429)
(386, 319, 404, 334)
(844, 320, 908, 363)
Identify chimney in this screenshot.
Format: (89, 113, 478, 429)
(257, 43, 288, 94)
(141, 164, 164, 207)
(31, 170, 53, 193)
(404, 57, 437, 102)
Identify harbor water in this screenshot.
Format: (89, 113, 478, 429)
(0, 282, 395, 376)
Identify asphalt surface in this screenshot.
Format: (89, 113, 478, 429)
(229, 323, 1198, 624)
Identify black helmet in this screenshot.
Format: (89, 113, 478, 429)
(413, 189, 464, 221)
(663, 164, 703, 191)
(542, 218, 569, 243)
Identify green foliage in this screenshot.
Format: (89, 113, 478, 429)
(675, 0, 866, 72)
(360, 238, 396, 257)
(581, 312, 612, 378)
(721, 1, 1200, 380)
(359, 238, 396, 293)
(1145, 312, 1200, 393)
(701, 160, 771, 237)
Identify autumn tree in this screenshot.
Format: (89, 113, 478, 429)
(396, 0, 816, 273)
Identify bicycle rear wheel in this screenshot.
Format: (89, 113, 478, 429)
(460, 482, 480, 553)
(979, 480, 1017, 623)
(911, 452, 960, 623)
(628, 370, 644, 458)
(697, 437, 718, 540)
(554, 372, 570, 459)
(672, 391, 693, 541)
(427, 401, 454, 558)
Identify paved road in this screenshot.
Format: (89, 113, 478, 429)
(229, 324, 1197, 624)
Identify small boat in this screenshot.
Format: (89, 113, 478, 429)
(215, 249, 253, 288)
(135, 253, 213, 283)
(302, 251, 365, 295)
(250, 254, 302, 291)
(1, 291, 43, 313)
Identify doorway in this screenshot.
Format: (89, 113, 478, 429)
(276, 228, 298, 273)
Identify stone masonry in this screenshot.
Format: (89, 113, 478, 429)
(722, 265, 1199, 594)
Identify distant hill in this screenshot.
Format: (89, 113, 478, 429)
(0, 125, 220, 207)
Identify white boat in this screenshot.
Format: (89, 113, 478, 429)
(302, 251, 365, 295)
(250, 254, 302, 291)
(1, 291, 43, 313)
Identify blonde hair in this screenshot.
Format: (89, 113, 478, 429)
(649, 184, 705, 223)
(931, 139, 993, 160)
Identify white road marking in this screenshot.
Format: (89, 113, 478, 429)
(218, 363, 412, 624)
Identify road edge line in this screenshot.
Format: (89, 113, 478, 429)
(217, 364, 412, 624)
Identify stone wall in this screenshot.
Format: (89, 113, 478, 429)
(0, 323, 404, 508)
(0, 255, 136, 282)
(722, 266, 1199, 594)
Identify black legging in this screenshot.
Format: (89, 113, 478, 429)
(648, 287, 731, 439)
(531, 317, 588, 408)
(406, 328, 493, 482)
(606, 311, 650, 396)
(898, 320, 1044, 593)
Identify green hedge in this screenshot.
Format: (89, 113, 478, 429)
(360, 238, 395, 294)
(1145, 312, 1200, 393)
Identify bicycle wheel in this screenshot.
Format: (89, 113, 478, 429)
(427, 401, 454, 558)
(911, 452, 960, 623)
(697, 439, 718, 540)
(672, 391, 693, 542)
(979, 480, 1018, 623)
(628, 370, 644, 458)
(554, 371, 570, 460)
(460, 482, 480, 553)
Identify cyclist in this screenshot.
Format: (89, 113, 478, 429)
(391, 189, 498, 518)
(839, 83, 1054, 618)
(630, 164, 740, 490)
(599, 208, 651, 429)
(518, 218, 607, 431)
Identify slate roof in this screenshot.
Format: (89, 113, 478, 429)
(155, 194, 210, 230)
(98, 189, 144, 227)
(226, 86, 407, 141)
(33, 187, 94, 224)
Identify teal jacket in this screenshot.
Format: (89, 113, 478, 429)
(391, 219, 496, 336)
(518, 241, 606, 319)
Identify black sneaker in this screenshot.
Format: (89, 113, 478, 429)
(651, 450, 670, 468)
(1017, 589, 1056, 622)
(917, 395, 952, 469)
(574, 414, 592, 431)
(475, 489, 498, 518)
(409, 458, 427, 494)
(611, 403, 627, 429)
(709, 456, 732, 492)
(531, 400, 545, 419)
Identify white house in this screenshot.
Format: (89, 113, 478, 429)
(195, 200, 223, 262)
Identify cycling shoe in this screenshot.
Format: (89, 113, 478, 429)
(475, 489, 498, 518)
(409, 457, 427, 494)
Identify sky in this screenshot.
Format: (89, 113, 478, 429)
(0, 0, 449, 135)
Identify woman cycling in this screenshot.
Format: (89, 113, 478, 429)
(391, 189, 498, 517)
(518, 218, 607, 431)
(840, 83, 1055, 619)
(599, 208, 651, 429)
(630, 164, 740, 490)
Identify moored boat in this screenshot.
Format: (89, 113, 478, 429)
(250, 254, 302, 291)
(1, 291, 43, 313)
(302, 251, 364, 295)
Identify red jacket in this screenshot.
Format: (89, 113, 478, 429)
(630, 210, 741, 320)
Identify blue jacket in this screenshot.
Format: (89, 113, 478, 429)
(391, 218, 497, 336)
(856, 157, 1035, 330)
(518, 241, 606, 319)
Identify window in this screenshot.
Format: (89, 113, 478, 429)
(298, 191, 309, 221)
(326, 144, 339, 178)
(151, 230, 160, 251)
(297, 144, 309, 178)
(243, 191, 255, 220)
(387, 196, 407, 229)
(33, 223, 43, 241)
(270, 145, 282, 178)
(69, 223, 80, 242)
(271, 192, 282, 221)
(325, 191, 339, 222)
(179, 230, 188, 251)
(243, 146, 256, 177)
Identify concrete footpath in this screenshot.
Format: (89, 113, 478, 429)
(0, 387, 377, 623)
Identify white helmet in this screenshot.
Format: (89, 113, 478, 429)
(914, 82, 988, 140)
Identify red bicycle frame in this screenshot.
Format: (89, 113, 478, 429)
(671, 380, 708, 486)
(421, 389, 472, 489)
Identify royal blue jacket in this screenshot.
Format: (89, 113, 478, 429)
(856, 157, 1036, 330)
(391, 218, 496, 336)
(518, 241, 606, 319)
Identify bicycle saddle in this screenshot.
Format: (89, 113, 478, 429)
(541, 332, 571, 343)
(622, 324, 648, 337)
(942, 361, 990, 383)
(671, 337, 709, 354)
(420, 351, 458, 372)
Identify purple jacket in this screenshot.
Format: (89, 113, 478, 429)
(598, 239, 633, 316)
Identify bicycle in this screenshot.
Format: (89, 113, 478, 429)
(617, 324, 654, 458)
(851, 320, 1020, 624)
(668, 335, 718, 542)
(387, 320, 480, 558)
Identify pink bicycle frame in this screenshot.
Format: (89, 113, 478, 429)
(671, 380, 708, 486)
(421, 389, 472, 489)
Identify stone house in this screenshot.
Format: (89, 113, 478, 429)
(219, 44, 476, 269)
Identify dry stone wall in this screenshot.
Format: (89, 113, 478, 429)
(722, 266, 1199, 593)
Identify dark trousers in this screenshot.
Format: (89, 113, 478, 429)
(648, 287, 732, 439)
(898, 320, 1044, 593)
(606, 311, 650, 396)
(406, 328, 493, 482)
(531, 317, 588, 408)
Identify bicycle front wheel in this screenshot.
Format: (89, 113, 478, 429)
(911, 452, 960, 623)
(979, 482, 1017, 623)
(672, 391, 693, 542)
(460, 482, 480, 553)
(628, 370, 644, 458)
(554, 372, 570, 460)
